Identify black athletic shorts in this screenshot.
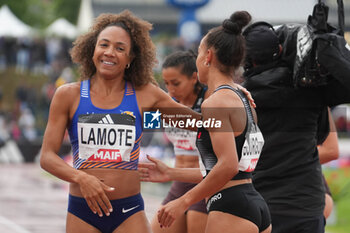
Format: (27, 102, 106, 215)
(162, 181, 207, 214)
(207, 183, 271, 232)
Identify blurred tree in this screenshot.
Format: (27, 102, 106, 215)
(51, 0, 81, 25)
(0, 0, 81, 28)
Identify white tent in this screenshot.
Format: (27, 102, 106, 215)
(77, 0, 94, 33)
(46, 18, 78, 39)
(0, 5, 33, 37)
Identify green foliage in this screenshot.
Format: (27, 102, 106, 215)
(50, 0, 81, 25)
(326, 197, 350, 233)
(324, 168, 350, 203)
(154, 71, 163, 84)
(324, 167, 350, 233)
(0, 0, 81, 29)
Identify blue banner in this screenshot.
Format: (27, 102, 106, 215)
(167, 0, 210, 45)
(167, 0, 209, 9)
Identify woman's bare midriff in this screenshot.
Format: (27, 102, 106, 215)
(175, 155, 200, 168)
(69, 168, 141, 200)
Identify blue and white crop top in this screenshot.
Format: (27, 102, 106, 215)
(164, 87, 207, 156)
(196, 85, 264, 180)
(68, 80, 143, 170)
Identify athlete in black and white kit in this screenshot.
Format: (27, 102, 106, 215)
(140, 11, 271, 233)
(150, 51, 208, 233)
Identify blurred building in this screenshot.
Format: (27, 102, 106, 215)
(197, 0, 350, 29)
(80, 0, 350, 36)
(88, 0, 179, 35)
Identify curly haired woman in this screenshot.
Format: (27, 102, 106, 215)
(40, 10, 200, 233)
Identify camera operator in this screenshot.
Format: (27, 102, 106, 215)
(242, 20, 350, 233)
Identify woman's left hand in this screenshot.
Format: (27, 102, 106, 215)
(236, 84, 256, 108)
(157, 198, 189, 228)
(138, 155, 171, 182)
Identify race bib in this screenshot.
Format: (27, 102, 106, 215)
(165, 127, 197, 151)
(78, 114, 136, 162)
(239, 124, 264, 172)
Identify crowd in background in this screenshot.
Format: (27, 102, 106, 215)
(0, 35, 74, 143)
(0, 36, 73, 75)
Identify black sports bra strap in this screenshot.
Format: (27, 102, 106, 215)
(214, 85, 255, 126)
(192, 87, 207, 111)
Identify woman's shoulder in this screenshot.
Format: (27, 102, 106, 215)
(135, 82, 165, 99)
(134, 83, 158, 107)
(135, 82, 174, 109)
(202, 90, 243, 116)
(135, 82, 158, 92)
(54, 82, 81, 100)
(48, 82, 81, 117)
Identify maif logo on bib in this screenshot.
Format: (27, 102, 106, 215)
(77, 113, 136, 162)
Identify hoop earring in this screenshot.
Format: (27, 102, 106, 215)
(126, 64, 130, 69)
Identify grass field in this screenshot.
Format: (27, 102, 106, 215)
(324, 167, 350, 233)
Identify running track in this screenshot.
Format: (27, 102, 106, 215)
(0, 164, 164, 233)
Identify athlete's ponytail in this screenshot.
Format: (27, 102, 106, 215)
(204, 11, 252, 74)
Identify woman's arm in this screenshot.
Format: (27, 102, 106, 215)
(139, 155, 203, 183)
(318, 108, 339, 164)
(40, 84, 82, 183)
(40, 84, 114, 217)
(152, 83, 255, 113)
(138, 83, 255, 131)
(137, 83, 201, 131)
